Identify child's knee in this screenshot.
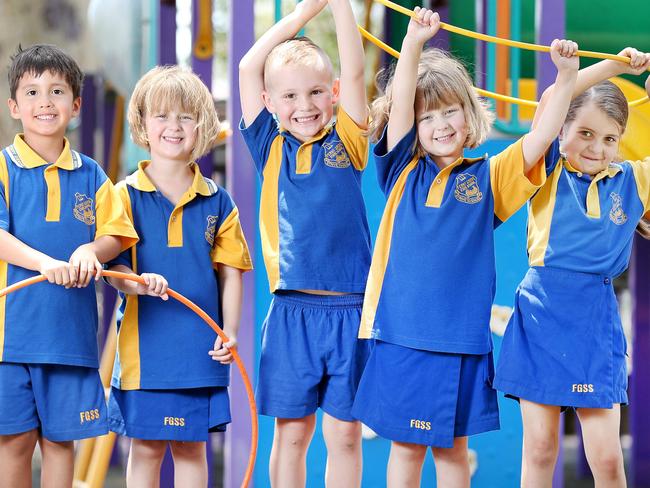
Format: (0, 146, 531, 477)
(391, 441, 428, 462)
(0, 431, 38, 459)
(591, 449, 624, 479)
(524, 433, 559, 468)
(323, 419, 361, 451)
(170, 441, 206, 460)
(275, 418, 316, 451)
(131, 439, 167, 461)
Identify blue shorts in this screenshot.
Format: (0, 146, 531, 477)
(495, 267, 628, 408)
(0, 363, 107, 441)
(351, 341, 500, 447)
(256, 291, 370, 421)
(108, 386, 230, 441)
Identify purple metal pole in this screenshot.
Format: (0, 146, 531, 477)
(192, 0, 214, 177)
(80, 75, 96, 158)
(226, 0, 256, 486)
(535, 0, 565, 96)
(631, 235, 650, 487)
(159, 0, 177, 65)
(101, 90, 119, 345)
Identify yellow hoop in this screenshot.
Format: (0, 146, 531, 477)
(366, 0, 649, 108)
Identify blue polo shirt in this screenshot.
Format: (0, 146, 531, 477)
(358, 126, 545, 354)
(240, 107, 371, 293)
(111, 162, 252, 390)
(0, 134, 138, 367)
(527, 138, 650, 277)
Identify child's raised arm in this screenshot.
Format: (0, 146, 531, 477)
(522, 39, 579, 171)
(386, 7, 440, 151)
(328, 0, 367, 126)
(533, 47, 650, 130)
(239, 0, 328, 126)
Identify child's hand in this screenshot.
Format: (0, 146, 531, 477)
(550, 39, 579, 73)
(39, 257, 77, 288)
(295, 0, 328, 20)
(136, 273, 169, 300)
(69, 243, 103, 287)
(617, 47, 650, 76)
(209, 335, 237, 364)
(646, 73, 650, 97)
(406, 7, 440, 45)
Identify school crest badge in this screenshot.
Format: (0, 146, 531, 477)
(205, 215, 218, 245)
(609, 192, 627, 225)
(323, 141, 351, 168)
(454, 173, 482, 204)
(73, 193, 95, 225)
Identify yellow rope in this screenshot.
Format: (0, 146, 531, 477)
(369, 0, 649, 107)
(358, 25, 539, 108)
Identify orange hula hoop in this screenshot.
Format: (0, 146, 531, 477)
(0, 270, 257, 488)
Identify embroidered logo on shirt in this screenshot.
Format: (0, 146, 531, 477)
(454, 173, 483, 204)
(73, 193, 96, 225)
(205, 215, 218, 245)
(571, 383, 594, 393)
(323, 141, 351, 168)
(609, 193, 627, 225)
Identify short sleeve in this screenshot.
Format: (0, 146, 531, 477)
(629, 157, 650, 218)
(334, 106, 369, 171)
(489, 137, 546, 222)
(104, 181, 136, 269)
(0, 154, 9, 231)
(94, 175, 139, 252)
(239, 108, 281, 175)
(210, 194, 253, 271)
(373, 125, 418, 196)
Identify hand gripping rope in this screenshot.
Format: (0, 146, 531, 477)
(0, 270, 257, 488)
(360, 0, 650, 108)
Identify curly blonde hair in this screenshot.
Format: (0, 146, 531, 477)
(369, 49, 493, 156)
(128, 65, 220, 162)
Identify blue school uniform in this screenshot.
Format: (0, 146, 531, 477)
(107, 162, 252, 440)
(495, 139, 650, 408)
(0, 134, 138, 440)
(240, 107, 372, 419)
(353, 126, 545, 445)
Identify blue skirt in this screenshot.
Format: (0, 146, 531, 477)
(494, 267, 627, 408)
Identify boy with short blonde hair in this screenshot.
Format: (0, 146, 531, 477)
(239, 0, 371, 486)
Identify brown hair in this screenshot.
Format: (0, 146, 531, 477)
(368, 48, 493, 155)
(565, 80, 628, 134)
(128, 66, 220, 161)
(8, 44, 84, 100)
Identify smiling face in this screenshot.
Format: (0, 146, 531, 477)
(8, 70, 80, 144)
(262, 63, 339, 143)
(560, 101, 622, 175)
(144, 106, 198, 163)
(415, 97, 468, 167)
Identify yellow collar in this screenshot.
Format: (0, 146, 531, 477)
(562, 157, 621, 179)
(6, 134, 80, 170)
(126, 161, 218, 196)
(425, 153, 487, 169)
(280, 125, 333, 146)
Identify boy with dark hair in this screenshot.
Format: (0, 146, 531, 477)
(0, 43, 138, 487)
